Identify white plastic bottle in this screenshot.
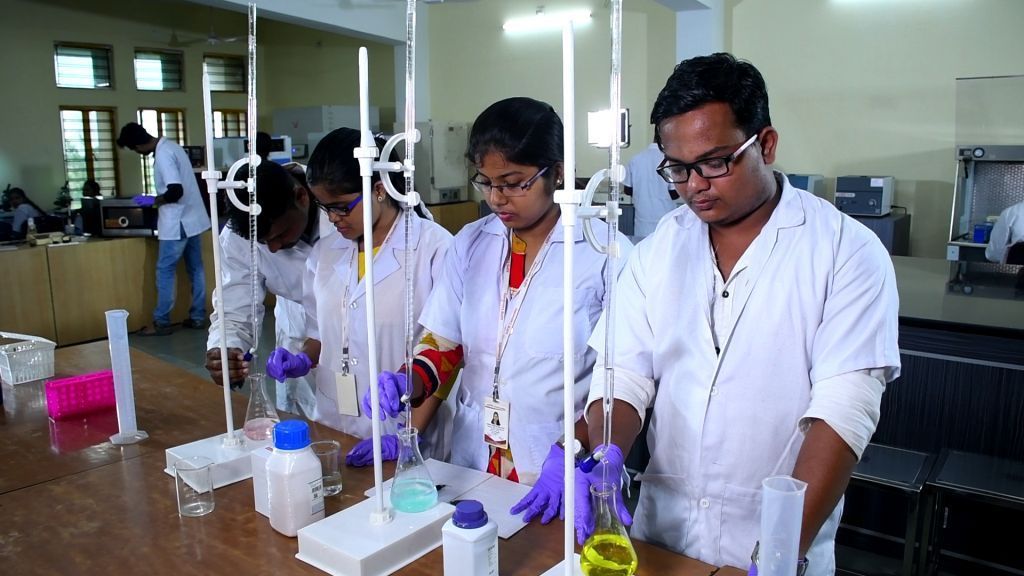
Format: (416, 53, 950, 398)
(442, 500, 499, 576)
(266, 420, 325, 536)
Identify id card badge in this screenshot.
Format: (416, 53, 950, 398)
(483, 398, 510, 450)
(335, 372, 359, 417)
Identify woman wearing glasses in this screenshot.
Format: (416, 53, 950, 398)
(367, 97, 632, 520)
(266, 127, 453, 447)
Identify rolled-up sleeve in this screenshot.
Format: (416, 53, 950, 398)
(586, 360, 655, 427)
(800, 367, 890, 459)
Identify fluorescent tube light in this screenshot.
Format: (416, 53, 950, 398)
(503, 9, 592, 33)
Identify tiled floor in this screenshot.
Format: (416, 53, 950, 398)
(129, 317, 277, 392)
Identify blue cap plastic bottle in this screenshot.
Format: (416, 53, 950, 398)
(443, 499, 498, 575)
(453, 500, 488, 529)
(273, 420, 311, 450)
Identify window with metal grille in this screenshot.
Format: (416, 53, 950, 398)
(213, 110, 247, 137)
(59, 108, 119, 208)
(203, 54, 245, 92)
(137, 109, 186, 194)
(134, 50, 183, 91)
(54, 43, 113, 89)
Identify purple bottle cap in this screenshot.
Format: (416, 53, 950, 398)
(453, 500, 488, 529)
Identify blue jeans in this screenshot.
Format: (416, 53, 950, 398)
(154, 231, 206, 327)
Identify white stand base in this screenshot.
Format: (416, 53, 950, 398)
(540, 554, 583, 576)
(110, 430, 148, 445)
(164, 433, 269, 489)
(296, 497, 454, 576)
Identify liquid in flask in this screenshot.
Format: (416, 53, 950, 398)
(581, 481, 638, 576)
(243, 372, 280, 441)
(390, 426, 438, 513)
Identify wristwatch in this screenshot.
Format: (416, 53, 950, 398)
(751, 541, 809, 576)
(556, 435, 588, 463)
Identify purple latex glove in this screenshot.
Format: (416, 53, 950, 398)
(345, 434, 399, 467)
(265, 348, 312, 382)
(748, 562, 757, 576)
(361, 371, 407, 420)
(574, 443, 632, 545)
(132, 195, 155, 207)
(509, 443, 565, 524)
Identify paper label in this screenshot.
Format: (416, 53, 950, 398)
(335, 372, 359, 417)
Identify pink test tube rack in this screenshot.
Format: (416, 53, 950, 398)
(45, 370, 116, 421)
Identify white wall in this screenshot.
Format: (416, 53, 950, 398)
(426, 0, 678, 179)
(729, 0, 1024, 258)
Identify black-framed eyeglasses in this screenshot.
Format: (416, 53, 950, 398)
(470, 166, 550, 197)
(656, 133, 759, 184)
(313, 195, 362, 217)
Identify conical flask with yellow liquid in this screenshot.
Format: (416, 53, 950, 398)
(581, 481, 638, 575)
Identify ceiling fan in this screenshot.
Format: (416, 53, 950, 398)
(165, 26, 244, 48)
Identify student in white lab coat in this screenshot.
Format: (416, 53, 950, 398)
(624, 139, 679, 242)
(368, 97, 631, 509)
(264, 127, 453, 453)
(986, 200, 1024, 295)
(117, 122, 211, 336)
(205, 161, 322, 418)
(576, 53, 901, 574)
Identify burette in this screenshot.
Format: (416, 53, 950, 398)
(245, 4, 261, 370)
(201, 3, 261, 446)
(353, 0, 428, 521)
(554, 0, 625, 570)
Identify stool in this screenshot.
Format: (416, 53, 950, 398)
(843, 443, 934, 576)
(921, 450, 1024, 575)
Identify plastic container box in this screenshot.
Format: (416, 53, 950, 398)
(0, 332, 56, 386)
(45, 370, 116, 421)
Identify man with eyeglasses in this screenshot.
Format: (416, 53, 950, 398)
(577, 53, 900, 575)
(204, 160, 325, 418)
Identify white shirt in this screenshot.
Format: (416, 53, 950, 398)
(154, 138, 211, 240)
(624, 143, 678, 241)
(587, 173, 900, 573)
(985, 201, 1024, 263)
(304, 213, 452, 442)
(419, 213, 632, 484)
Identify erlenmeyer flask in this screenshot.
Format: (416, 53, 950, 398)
(389, 426, 438, 513)
(243, 372, 280, 441)
(580, 481, 638, 576)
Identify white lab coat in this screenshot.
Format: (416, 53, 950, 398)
(154, 138, 210, 240)
(419, 214, 633, 485)
(985, 201, 1024, 263)
(305, 213, 452, 452)
(624, 143, 678, 241)
(207, 213, 327, 418)
(589, 176, 900, 573)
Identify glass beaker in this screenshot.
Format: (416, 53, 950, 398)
(243, 372, 280, 441)
(580, 481, 638, 576)
(389, 426, 438, 513)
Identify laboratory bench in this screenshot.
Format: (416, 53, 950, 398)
(0, 341, 722, 576)
(0, 234, 215, 346)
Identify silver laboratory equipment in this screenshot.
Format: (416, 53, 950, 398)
(946, 144, 1024, 294)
